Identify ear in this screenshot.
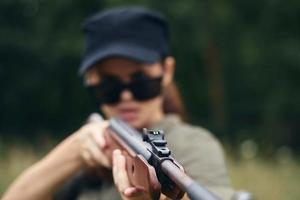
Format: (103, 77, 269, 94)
(162, 56, 176, 86)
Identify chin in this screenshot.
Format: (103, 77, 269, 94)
(125, 118, 145, 130)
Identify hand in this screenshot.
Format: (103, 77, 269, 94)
(112, 149, 152, 200)
(75, 120, 111, 168)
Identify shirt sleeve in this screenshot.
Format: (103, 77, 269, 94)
(53, 170, 103, 200)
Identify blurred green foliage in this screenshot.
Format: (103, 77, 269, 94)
(0, 0, 299, 154)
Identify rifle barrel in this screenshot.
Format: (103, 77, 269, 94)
(161, 160, 220, 200)
(109, 118, 152, 160)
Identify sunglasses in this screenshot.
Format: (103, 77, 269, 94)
(86, 72, 163, 105)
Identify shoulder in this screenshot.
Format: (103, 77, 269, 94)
(152, 115, 234, 199)
(152, 115, 223, 154)
(168, 119, 224, 163)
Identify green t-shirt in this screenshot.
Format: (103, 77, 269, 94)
(54, 115, 234, 200)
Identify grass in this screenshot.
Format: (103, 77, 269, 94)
(0, 141, 300, 199)
(228, 157, 300, 200)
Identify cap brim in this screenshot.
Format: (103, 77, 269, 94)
(79, 43, 160, 75)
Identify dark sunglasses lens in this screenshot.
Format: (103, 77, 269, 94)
(130, 77, 162, 101)
(87, 75, 162, 105)
(89, 78, 123, 104)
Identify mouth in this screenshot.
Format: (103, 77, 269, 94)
(118, 107, 139, 122)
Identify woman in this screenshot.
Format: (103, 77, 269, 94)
(2, 6, 234, 200)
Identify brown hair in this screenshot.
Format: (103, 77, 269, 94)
(162, 81, 187, 121)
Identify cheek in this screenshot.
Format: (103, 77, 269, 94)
(138, 97, 163, 120)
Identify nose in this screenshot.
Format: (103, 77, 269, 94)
(119, 89, 134, 102)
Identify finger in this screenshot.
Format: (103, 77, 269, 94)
(79, 123, 111, 168)
(87, 138, 110, 167)
(81, 136, 104, 167)
(89, 124, 108, 149)
(112, 149, 131, 192)
(123, 187, 144, 197)
(112, 149, 121, 184)
(123, 187, 150, 200)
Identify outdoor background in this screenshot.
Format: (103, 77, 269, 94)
(0, 0, 299, 199)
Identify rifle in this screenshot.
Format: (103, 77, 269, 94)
(89, 113, 220, 200)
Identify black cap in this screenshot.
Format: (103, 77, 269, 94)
(79, 6, 170, 75)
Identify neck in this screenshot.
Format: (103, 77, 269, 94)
(141, 108, 165, 131)
(151, 109, 165, 126)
